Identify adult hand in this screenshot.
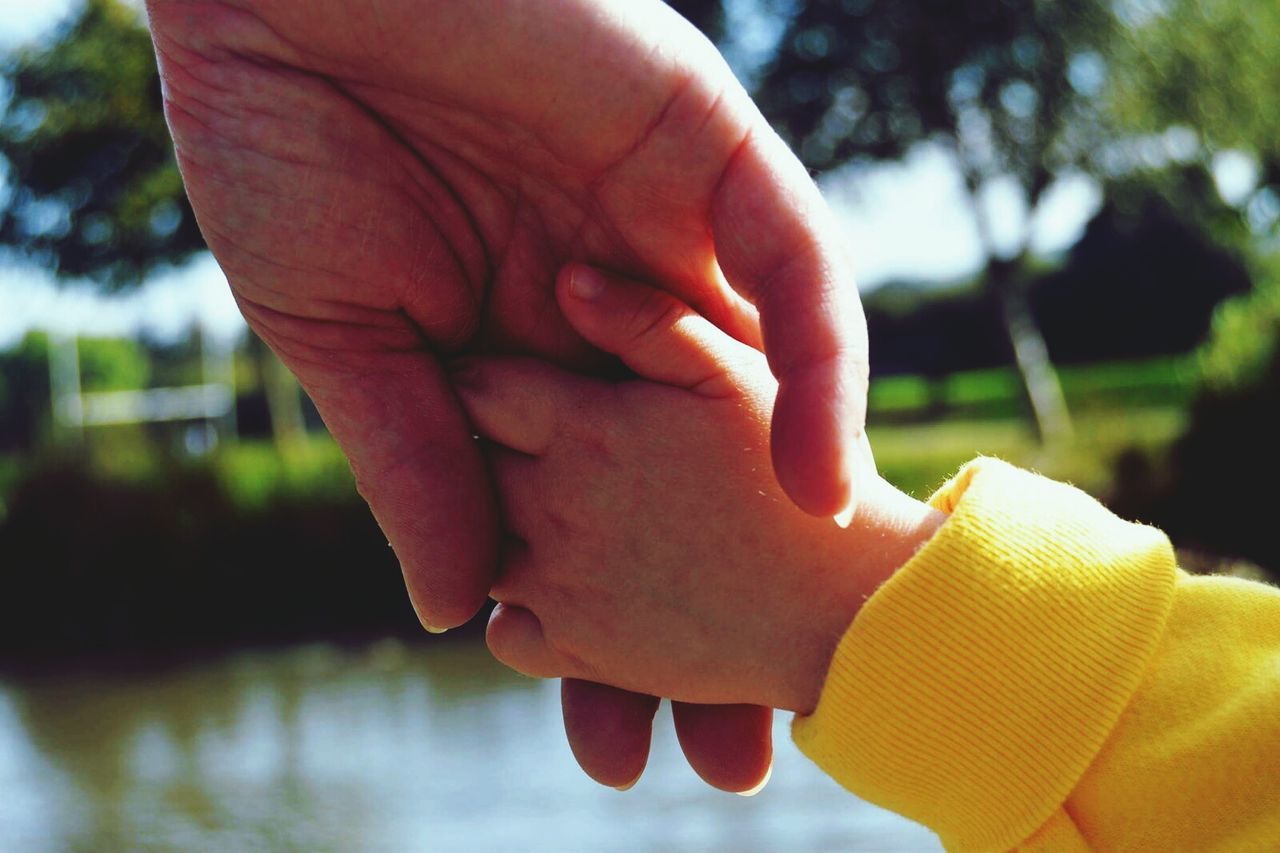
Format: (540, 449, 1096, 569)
(146, 0, 868, 791)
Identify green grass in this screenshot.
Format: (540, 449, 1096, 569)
(217, 403, 1187, 513)
(213, 436, 357, 509)
(869, 356, 1197, 421)
(865, 356, 1195, 498)
(871, 406, 1187, 499)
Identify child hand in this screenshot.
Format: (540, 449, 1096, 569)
(452, 266, 943, 714)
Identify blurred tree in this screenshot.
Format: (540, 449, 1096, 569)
(78, 335, 151, 391)
(1198, 262, 1280, 398)
(1098, 1, 1280, 577)
(0, 0, 203, 286)
(863, 186, 1252, 380)
(1111, 0, 1280, 242)
(669, 0, 1126, 442)
(1031, 187, 1251, 364)
(1111, 260, 1280, 577)
(0, 333, 52, 452)
(864, 281, 1006, 378)
(0, 0, 303, 444)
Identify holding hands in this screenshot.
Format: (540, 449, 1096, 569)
(142, 4, 1280, 837)
(455, 265, 943, 754)
(146, 0, 874, 792)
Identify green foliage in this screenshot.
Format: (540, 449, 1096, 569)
(869, 356, 1196, 422)
(0, 332, 153, 452)
(671, 0, 1119, 213)
(0, 0, 204, 287)
(1030, 189, 1252, 361)
(212, 438, 355, 510)
(671, 0, 1173, 441)
(0, 443, 416, 662)
(863, 191, 1250, 377)
(872, 406, 1187, 500)
(142, 332, 210, 388)
(1110, 255, 1280, 573)
(0, 332, 52, 451)
(1197, 261, 1280, 394)
(1113, 1, 1280, 156)
(77, 335, 150, 391)
(1110, 0, 1280, 238)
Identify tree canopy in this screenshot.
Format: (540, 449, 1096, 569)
(1110, 0, 1280, 241)
(676, 0, 1118, 221)
(0, 0, 202, 289)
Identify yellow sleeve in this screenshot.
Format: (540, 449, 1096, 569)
(792, 458, 1280, 851)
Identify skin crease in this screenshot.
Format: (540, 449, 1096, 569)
(145, 0, 870, 790)
(457, 267, 946, 715)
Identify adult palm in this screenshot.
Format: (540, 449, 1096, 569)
(146, 0, 868, 790)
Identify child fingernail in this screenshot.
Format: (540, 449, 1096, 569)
(424, 624, 449, 635)
(735, 761, 773, 797)
(569, 267, 606, 300)
(833, 501, 855, 529)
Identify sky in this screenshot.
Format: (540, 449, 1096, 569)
(0, 0, 1104, 350)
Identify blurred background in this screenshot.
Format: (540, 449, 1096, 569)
(1, 0, 1277, 849)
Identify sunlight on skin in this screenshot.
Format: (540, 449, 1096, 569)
(143, 0, 857, 795)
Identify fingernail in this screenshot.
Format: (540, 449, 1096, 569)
(569, 267, 606, 300)
(613, 772, 643, 792)
(833, 500, 855, 529)
(424, 624, 449, 635)
(735, 761, 773, 797)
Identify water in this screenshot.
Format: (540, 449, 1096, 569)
(0, 640, 941, 851)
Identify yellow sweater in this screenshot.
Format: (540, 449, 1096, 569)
(793, 458, 1280, 851)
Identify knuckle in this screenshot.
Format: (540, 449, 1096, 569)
(544, 506, 580, 540)
(626, 289, 686, 345)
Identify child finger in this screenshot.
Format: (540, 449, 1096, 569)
(450, 356, 582, 455)
(486, 603, 572, 680)
(556, 264, 764, 397)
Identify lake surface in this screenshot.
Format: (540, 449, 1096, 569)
(0, 639, 941, 851)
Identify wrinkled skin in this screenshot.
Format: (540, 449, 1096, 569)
(145, 0, 869, 791)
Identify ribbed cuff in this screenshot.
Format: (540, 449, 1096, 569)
(792, 458, 1177, 851)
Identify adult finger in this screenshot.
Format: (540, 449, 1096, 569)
(275, 344, 496, 633)
(562, 680, 662, 790)
(450, 357, 585, 456)
(672, 702, 774, 794)
(555, 264, 762, 397)
(710, 127, 870, 518)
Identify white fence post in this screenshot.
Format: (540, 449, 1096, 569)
(46, 327, 239, 452)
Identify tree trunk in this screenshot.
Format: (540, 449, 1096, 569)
(958, 163, 1074, 445)
(993, 270, 1074, 444)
